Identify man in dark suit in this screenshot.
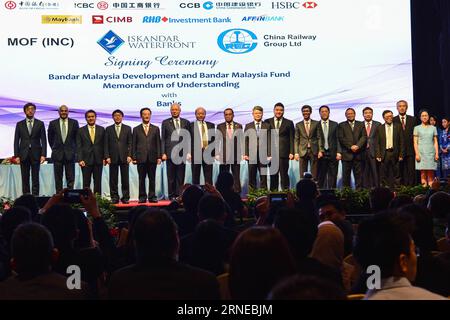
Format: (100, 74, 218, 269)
(338, 108, 367, 189)
(317, 105, 342, 189)
(361, 107, 381, 188)
(47, 105, 79, 193)
(161, 103, 191, 200)
(132, 107, 161, 203)
(14, 102, 47, 196)
(105, 109, 132, 204)
(216, 108, 243, 193)
(76, 110, 105, 195)
(294, 105, 324, 180)
(108, 210, 220, 300)
(376, 110, 404, 188)
(244, 106, 271, 190)
(265, 102, 294, 191)
(393, 100, 417, 186)
(189, 107, 215, 185)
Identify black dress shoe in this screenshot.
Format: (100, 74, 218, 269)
(148, 197, 158, 203)
(121, 200, 129, 204)
(111, 199, 119, 204)
(138, 199, 147, 204)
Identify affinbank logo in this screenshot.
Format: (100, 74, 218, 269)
(42, 15, 83, 24)
(97, 30, 125, 54)
(217, 29, 257, 54)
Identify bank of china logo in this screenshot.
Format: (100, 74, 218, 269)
(97, 30, 124, 54)
(217, 29, 257, 54)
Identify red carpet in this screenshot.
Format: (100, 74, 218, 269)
(114, 200, 172, 208)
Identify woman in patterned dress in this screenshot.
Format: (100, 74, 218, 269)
(439, 117, 450, 179)
(413, 110, 439, 187)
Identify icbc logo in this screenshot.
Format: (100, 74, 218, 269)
(97, 1, 108, 10)
(5, 1, 17, 9)
(92, 15, 132, 23)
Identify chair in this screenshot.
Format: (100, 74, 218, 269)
(347, 294, 365, 300)
(217, 273, 230, 300)
(437, 237, 450, 253)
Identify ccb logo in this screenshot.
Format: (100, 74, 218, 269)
(217, 29, 257, 54)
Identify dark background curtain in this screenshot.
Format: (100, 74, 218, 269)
(411, 0, 450, 119)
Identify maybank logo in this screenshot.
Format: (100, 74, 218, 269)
(217, 29, 257, 54)
(97, 30, 125, 54)
(42, 15, 82, 24)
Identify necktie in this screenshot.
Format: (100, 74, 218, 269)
(305, 121, 310, 136)
(201, 122, 208, 148)
(227, 123, 233, 139)
(144, 124, 149, 136)
(276, 119, 280, 129)
(62, 120, 67, 143)
(401, 116, 406, 130)
(350, 122, 354, 131)
(175, 118, 180, 132)
(89, 126, 95, 143)
(115, 125, 121, 138)
(387, 125, 392, 149)
(27, 119, 33, 135)
(366, 122, 371, 148)
(323, 121, 329, 150)
(256, 122, 260, 135)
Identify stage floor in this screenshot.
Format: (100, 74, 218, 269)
(114, 200, 172, 208)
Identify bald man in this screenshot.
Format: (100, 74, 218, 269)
(48, 105, 79, 192)
(161, 103, 191, 200)
(189, 107, 215, 185)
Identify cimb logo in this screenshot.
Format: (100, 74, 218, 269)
(92, 15, 133, 24)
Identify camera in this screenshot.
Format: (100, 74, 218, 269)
(63, 189, 88, 204)
(268, 192, 288, 207)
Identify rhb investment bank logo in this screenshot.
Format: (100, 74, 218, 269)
(217, 29, 257, 54)
(97, 30, 124, 54)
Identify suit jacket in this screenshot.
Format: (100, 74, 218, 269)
(244, 121, 271, 161)
(161, 117, 191, 159)
(363, 121, 381, 158)
(294, 120, 324, 157)
(48, 118, 79, 162)
(104, 123, 132, 164)
(264, 117, 295, 158)
(318, 119, 341, 156)
(393, 115, 417, 157)
(216, 122, 244, 163)
(132, 124, 161, 164)
(76, 125, 105, 166)
(14, 118, 47, 161)
(375, 123, 404, 161)
(337, 121, 367, 161)
(190, 121, 215, 159)
(108, 259, 220, 300)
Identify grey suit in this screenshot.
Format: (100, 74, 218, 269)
(14, 118, 47, 195)
(295, 119, 324, 179)
(317, 119, 341, 189)
(216, 121, 244, 192)
(362, 120, 381, 188)
(245, 121, 271, 190)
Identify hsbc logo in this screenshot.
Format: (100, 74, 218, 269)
(303, 2, 317, 9)
(272, 2, 301, 9)
(92, 15, 133, 23)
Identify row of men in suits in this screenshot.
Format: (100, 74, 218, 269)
(13, 100, 416, 200)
